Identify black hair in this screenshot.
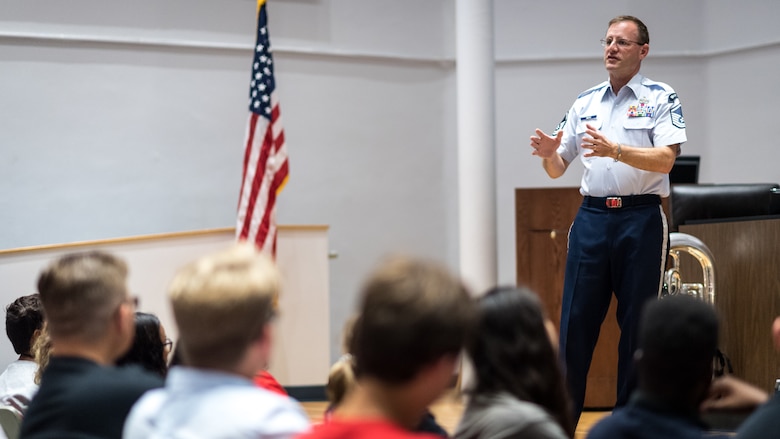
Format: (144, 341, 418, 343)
(469, 286, 574, 438)
(116, 312, 168, 377)
(637, 295, 718, 400)
(5, 294, 44, 356)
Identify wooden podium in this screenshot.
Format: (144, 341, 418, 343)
(679, 218, 780, 391)
(515, 187, 619, 408)
(517, 188, 780, 405)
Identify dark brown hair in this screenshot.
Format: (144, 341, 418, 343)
(608, 15, 649, 44)
(468, 286, 575, 438)
(349, 256, 475, 384)
(116, 312, 168, 377)
(5, 294, 43, 355)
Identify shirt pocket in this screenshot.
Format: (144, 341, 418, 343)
(574, 118, 602, 161)
(623, 117, 654, 130)
(622, 117, 654, 146)
(575, 117, 602, 134)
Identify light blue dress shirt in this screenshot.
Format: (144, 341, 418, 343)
(123, 366, 310, 439)
(556, 73, 688, 197)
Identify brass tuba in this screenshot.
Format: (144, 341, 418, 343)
(663, 232, 715, 304)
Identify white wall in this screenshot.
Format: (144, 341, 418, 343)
(0, 0, 456, 365)
(1, 0, 778, 365)
(0, 227, 331, 386)
(703, 45, 780, 182)
(274, 54, 453, 357)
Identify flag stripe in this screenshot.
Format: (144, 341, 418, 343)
(237, 114, 267, 235)
(241, 112, 275, 242)
(238, 112, 260, 215)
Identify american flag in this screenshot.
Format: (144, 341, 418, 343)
(236, 0, 288, 256)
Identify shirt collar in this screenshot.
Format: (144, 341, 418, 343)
(625, 73, 645, 98)
(166, 366, 255, 392)
(629, 390, 705, 425)
(604, 73, 645, 100)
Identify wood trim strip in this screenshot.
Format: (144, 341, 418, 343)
(0, 225, 329, 256)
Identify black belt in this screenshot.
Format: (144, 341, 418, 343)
(583, 194, 661, 209)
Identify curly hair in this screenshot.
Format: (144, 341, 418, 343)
(5, 294, 44, 356)
(116, 312, 168, 377)
(468, 286, 575, 438)
(33, 323, 52, 385)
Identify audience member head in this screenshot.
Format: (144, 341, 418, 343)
(326, 354, 356, 408)
(168, 338, 185, 367)
(168, 243, 279, 375)
(636, 295, 719, 408)
(468, 286, 574, 437)
(772, 316, 780, 352)
(5, 294, 44, 357)
(116, 312, 170, 377)
(36, 251, 136, 362)
(326, 316, 358, 408)
(349, 256, 475, 395)
(339, 314, 357, 356)
(32, 324, 52, 385)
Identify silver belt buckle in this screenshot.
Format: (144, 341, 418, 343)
(606, 197, 623, 208)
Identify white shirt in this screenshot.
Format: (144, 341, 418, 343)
(557, 73, 688, 197)
(0, 360, 38, 405)
(123, 366, 310, 439)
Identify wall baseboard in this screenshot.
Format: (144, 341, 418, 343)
(285, 385, 327, 402)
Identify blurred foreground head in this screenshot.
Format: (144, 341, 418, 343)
(637, 295, 719, 406)
(169, 243, 279, 372)
(349, 256, 475, 385)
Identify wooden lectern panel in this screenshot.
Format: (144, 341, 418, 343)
(515, 188, 619, 408)
(680, 218, 780, 392)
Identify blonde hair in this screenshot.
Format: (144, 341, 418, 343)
(326, 354, 356, 406)
(169, 243, 279, 369)
(326, 316, 359, 406)
(33, 324, 52, 385)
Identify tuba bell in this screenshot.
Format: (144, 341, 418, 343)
(662, 232, 715, 304)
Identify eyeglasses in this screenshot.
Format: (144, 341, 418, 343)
(163, 338, 173, 350)
(117, 296, 139, 313)
(600, 37, 645, 48)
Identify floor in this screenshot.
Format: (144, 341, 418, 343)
(301, 392, 610, 439)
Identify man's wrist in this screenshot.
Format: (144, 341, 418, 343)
(614, 143, 623, 162)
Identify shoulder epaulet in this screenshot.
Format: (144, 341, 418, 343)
(641, 77, 673, 92)
(577, 82, 608, 99)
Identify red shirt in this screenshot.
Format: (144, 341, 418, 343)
(297, 419, 442, 439)
(252, 370, 287, 396)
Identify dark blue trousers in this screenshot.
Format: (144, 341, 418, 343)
(559, 197, 668, 424)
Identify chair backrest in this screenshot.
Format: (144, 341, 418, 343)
(669, 183, 780, 231)
(0, 405, 22, 439)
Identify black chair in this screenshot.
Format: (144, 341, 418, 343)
(669, 183, 780, 232)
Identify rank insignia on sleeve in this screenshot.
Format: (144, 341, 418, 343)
(671, 104, 685, 128)
(553, 113, 567, 134)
